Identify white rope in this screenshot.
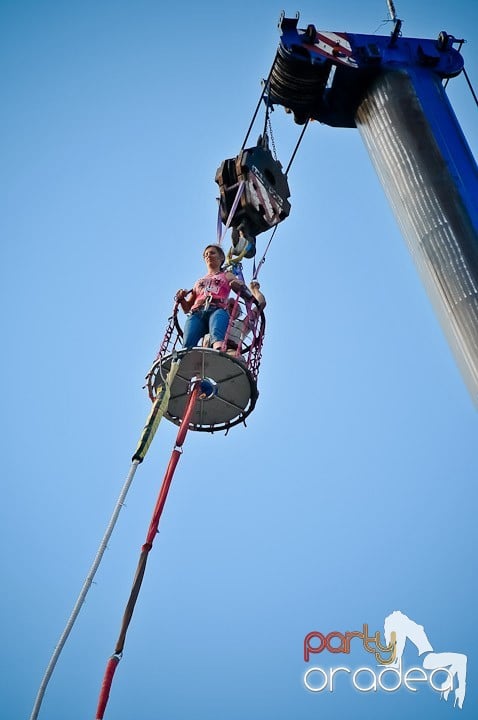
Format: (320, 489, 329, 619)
(29, 459, 141, 720)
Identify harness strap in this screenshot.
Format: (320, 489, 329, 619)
(192, 295, 227, 313)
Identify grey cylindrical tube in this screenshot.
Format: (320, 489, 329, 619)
(356, 67, 478, 403)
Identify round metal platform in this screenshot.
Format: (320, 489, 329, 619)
(150, 348, 258, 432)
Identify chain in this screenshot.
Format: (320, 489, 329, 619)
(267, 113, 277, 160)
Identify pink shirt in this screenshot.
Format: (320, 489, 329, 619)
(191, 272, 231, 311)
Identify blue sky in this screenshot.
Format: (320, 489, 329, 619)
(2, 1, 478, 719)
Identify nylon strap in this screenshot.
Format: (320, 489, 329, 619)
(132, 359, 180, 462)
(218, 180, 245, 245)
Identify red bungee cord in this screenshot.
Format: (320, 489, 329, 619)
(95, 381, 201, 719)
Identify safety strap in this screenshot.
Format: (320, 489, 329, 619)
(132, 359, 180, 462)
(217, 180, 245, 245)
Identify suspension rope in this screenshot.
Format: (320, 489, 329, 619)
(252, 226, 275, 280)
(240, 53, 278, 152)
(285, 118, 310, 175)
(251, 118, 309, 280)
(463, 66, 478, 107)
(224, 115, 308, 279)
(261, 100, 270, 149)
(222, 50, 308, 269)
(95, 381, 201, 720)
(29, 359, 181, 720)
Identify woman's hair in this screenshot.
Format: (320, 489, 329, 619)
(203, 244, 225, 264)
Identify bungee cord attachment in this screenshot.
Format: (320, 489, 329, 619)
(29, 358, 181, 720)
(95, 378, 202, 719)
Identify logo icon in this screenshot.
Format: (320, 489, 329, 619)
(384, 611, 467, 709)
(303, 610, 468, 709)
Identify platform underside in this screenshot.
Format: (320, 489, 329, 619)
(152, 348, 258, 432)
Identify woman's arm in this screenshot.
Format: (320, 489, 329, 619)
(228, 274, 266, 310)
(250, 280, 266, 310)
(176, 288, 196, 313)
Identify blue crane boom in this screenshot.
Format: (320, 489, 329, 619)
(268, 15, 478, 402)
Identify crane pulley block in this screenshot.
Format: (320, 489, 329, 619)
(215, 144, 291, 243)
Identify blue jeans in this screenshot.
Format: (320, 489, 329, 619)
(182, 307, 230, 348)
